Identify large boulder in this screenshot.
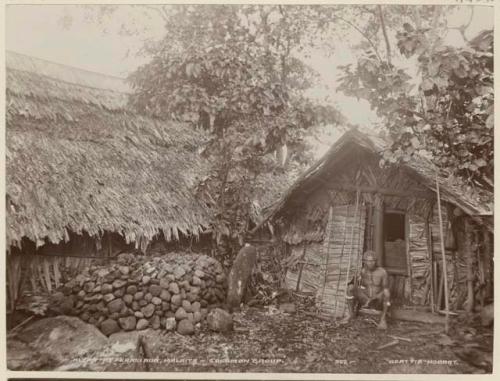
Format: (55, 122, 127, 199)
(11, 316, 107, 369)
(7, 338, 55, 370)
(226, 244, 257, 310)
(207, 308, 233, 332)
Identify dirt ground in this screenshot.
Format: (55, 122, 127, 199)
(89, 306, 492, 374)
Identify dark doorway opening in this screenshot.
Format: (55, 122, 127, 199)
(385, 213, 405, 242)
(383, 212, 407, 274)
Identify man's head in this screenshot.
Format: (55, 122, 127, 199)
(364, 250, 377, 270)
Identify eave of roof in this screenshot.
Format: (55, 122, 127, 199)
(254, 129, 493, 232)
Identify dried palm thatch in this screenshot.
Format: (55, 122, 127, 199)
(6, 51, 211, 249)
(256, 129, 493, 231)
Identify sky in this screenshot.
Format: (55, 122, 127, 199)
(5, 4, 494, 156)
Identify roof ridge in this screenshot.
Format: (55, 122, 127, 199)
(7, 66, 131, 97)
(6, 50, 131, 94)
(6, 50, 128, 80)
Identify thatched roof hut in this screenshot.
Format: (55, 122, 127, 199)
(255, 129, 493, 318)
(6, 51, 211, 250)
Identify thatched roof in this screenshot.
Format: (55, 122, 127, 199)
(257, 129, 493, 228)
(6, 51, 211, 249)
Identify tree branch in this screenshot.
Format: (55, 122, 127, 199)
(448, 7, 474, 43)
(377, 5, 392, 65)
(412, 7, 422, 30)
(332, 15, 385, 64)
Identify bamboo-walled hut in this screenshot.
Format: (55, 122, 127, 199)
(6, 51, 211, 311)
(257, 129, 493, 318)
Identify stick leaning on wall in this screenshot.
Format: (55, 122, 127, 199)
(435, 172, 450, 334)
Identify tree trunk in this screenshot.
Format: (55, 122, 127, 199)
(377, 5, 392, 65)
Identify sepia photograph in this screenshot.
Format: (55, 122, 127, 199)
(4, 1, 495, 376)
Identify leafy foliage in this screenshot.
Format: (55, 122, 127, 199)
(127, 5, 345, 256)
(338, 9, 493, 193)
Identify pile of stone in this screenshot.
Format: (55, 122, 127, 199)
(53, 252, 227, 336)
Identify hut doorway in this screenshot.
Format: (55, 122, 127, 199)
(366, 203, 410, 306)
(378, 209, 410, 306)
(383, 211, 408, 275)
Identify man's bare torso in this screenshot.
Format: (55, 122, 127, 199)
(360, 267, 388, 297)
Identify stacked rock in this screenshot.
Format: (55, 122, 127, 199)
(56, 252, 227, 336)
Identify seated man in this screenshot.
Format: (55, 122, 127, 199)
(344, 250, 391, 329)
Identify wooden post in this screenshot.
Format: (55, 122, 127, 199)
(320, 205, 334, 313)
(406, 214, 413, 305)
(435, 173, 450, 333)
(365, 203, 374, 250)
(436, 263, 444, 310)
(342, 191, 361, 317)
(295, 244, 307, 292)
(433, 261, 438, 310)
(373, 193, 385, 266)
(464, 217, 475, 313)
(483, 230, 492, 299)
(424, 219, 435, 313)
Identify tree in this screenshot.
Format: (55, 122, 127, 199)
(337, 5, 493, 196)
(126, 5, 345, 261)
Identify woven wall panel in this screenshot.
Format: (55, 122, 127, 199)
(408, 203, 455, 306)
(317, 204, 366, 318)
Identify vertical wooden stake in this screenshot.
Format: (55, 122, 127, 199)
(424, 219, 434, 313)
(365, 203, 373, 250)
(373, 193, 385, 266)
(295, 244, 307, 292)
(405, 213, 413, 305)
(483, 230, 492, 298)
(320, 205, 334, 313)
(435, 173, 450, 333)
(464, 218, 475, 313)
(437, 265, 445, 311)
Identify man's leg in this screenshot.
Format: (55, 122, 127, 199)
(377, 289, 391, 330)
(356, 287, 371, 308)
(344, 285, 371, 321)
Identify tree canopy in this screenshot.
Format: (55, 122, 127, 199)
(59, 4, 493, 256)
(337, 5, 493, 195)
(126, 5, 345, 255)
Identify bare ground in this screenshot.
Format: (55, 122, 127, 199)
(95, 306, 492, 374)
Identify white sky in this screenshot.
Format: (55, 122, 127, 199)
(5, 4, 494, 156)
